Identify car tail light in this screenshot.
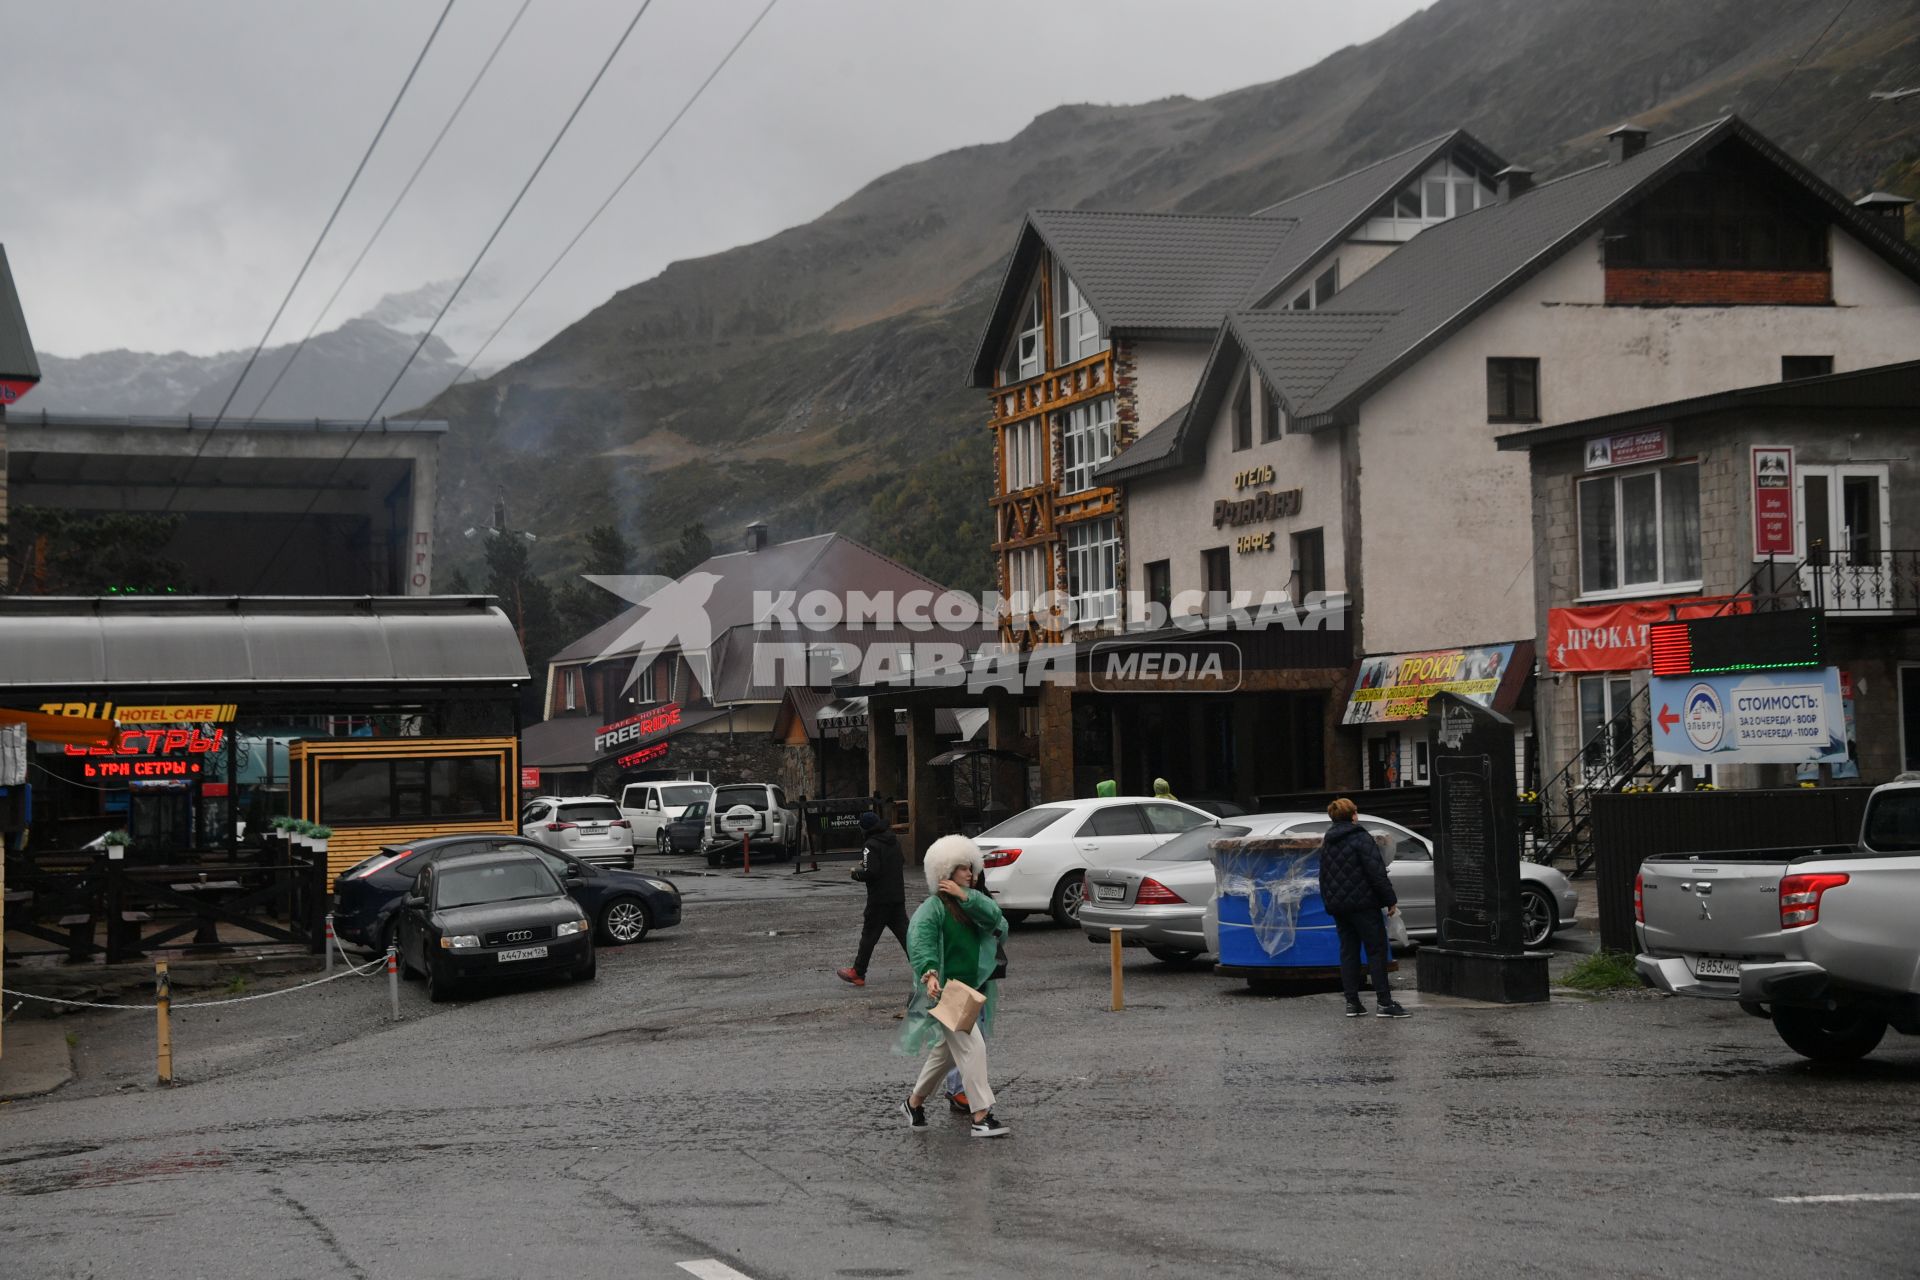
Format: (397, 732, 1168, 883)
(350, 848, 414, 880)
(982, 848, 1021, 868)
(1134, 877, 1185, 905)
(1633, 872, 1643, 924)
(546, 822, 578, 832)
(611, 820, 630, 829)
(1779, 872, 1849, 929)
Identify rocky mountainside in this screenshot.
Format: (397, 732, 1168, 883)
(32, 316, 469, 422)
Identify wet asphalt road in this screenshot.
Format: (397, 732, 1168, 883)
(3, 864, 1917, 1280)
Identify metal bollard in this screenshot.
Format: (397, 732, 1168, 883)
(386, 944, 400, 1021)
(155, 960, 174, 1085)
(741, 832, 751, 876)
(1109, 927, 1124, 1012)
(324, 914, 336, 976)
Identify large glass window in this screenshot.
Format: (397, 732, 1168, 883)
(1060, 396, 1116, 494)
(1000, 288, 1044, 384)
(1604, 171, 1827, 270)
(1361, 157, 1494, 241)
(1055, 265, 1105, 363)
(1007, 545, 1050, 616)
(1003, 418, 1046, 491)
(1579, 463, 1701, 595)
(317, 755, 503, 826)
(1065, 519, 1119, 626)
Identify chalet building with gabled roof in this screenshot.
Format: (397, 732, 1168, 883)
(1098, 115, 1920, 799)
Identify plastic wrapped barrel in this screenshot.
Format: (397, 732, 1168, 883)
(1207, 830, 1396, 988)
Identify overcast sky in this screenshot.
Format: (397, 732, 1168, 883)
(5, 0, 1428, 364)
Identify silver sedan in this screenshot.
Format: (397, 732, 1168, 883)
(1079, 811, 1579, 961)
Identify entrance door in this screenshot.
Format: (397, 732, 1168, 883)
(1577, 675, 1638, 784)
(1799, 465, 1893, 612)
(130, 786, 193, 854)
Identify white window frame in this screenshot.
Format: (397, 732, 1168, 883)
(1055, 265, 1105, 363)
(1577, 462, 1703, 601)
(1002, 287, 1043, 384)
(1003, 418, 1046, 492)
(1060, 396, 1116, 495)
(1006, 545, 1049, 617)
(1359, 157, 1494, 241)
(1288, 263, 1339, 311)
(563, 667, 579, 711)
(1065, 519, 1119, 626)
(1797, 463, 1895, 612)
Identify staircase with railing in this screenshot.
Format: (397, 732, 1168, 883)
(1530, 685, 1684, 876)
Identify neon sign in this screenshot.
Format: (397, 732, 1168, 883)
(595, 702, 682, 754)
(617, 741, 671, 770)
(66, 728, 226, 780)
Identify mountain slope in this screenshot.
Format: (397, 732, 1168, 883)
(417, 0, 1917, 591)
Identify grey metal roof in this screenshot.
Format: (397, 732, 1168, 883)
(0, 596, 527, 690)
(520, 704, 729, 769)
(1093, 399, 1189, 483)
(4, 409, 447, 434)
(1243, 130, 1505, 308)
(0, 245, 41, 386)
(1495, 358, 1920, 450)
(969, 212, 1298, 385)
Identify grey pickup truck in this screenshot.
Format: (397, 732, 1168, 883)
(1636, 777, 1920, 1062)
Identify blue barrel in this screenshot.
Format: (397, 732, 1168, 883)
(1213, 846, 1385, 972)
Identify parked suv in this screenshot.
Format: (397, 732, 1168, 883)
(519, 796, 635, 868)
(619, 780, 715, 851)
(707, 783, 800, 865)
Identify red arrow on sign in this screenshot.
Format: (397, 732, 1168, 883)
(1657, 704, 1679, 735)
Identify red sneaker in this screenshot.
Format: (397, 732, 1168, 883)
(836, 967, 865, 987)
(946, 1090, 969, 1114)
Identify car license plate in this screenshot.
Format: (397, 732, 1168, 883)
(1692, 956, 1739, 979)
(498, 946, 548, 963)
(1093, 883, 1124, 902)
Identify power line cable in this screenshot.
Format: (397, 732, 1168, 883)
(241, 0, 535, 422)
(155, 0, 456, 513)
(242, 0, 660, 595)
(444, 0, 781, 391)
(1751, 0, 1855, 122)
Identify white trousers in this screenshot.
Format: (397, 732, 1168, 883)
(912, 1022, 995, 1113)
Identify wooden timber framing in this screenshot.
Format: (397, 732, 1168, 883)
(290, 736, 519, 878)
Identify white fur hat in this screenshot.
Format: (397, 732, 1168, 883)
(922, 834, 984, 896)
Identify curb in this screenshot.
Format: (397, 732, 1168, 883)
(0, 1021, 76, 1101)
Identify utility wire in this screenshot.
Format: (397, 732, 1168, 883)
(1751, 0, 1854, 122)
(242, 0, 535, 422)
(444, 0, 781, 391)
(243, 0, 659, 595)
(155, 0, 455, 513)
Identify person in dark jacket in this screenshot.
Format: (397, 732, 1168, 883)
(837, 810, 908, 987)
(1316, 797, 1410, 1018)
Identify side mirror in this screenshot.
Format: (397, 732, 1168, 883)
(564, 866, 585, 880)
(403, 892, 426, 909)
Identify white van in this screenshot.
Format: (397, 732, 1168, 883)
(619, 780, 717, 850)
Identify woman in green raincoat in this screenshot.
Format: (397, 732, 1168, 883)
(896, 835, 1010, 1137)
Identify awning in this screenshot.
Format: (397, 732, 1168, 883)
(1342, 640, 1534, 726)
(0, 596, 528, 690)
(0, 707, 118, 745)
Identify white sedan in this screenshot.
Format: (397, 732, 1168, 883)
(972, 796, 1217, 925)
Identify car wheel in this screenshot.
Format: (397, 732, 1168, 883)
(425, 955, 461, 1004)
(1772, 1006, 1887, 1062)
(1049, 874, 1086, 928)
(657, 830, 669, 853)
(1519, 885, 1555, 948)
(1146, 946, 1203, 965)
(1001, 910, 1030, 925)
(599, 896, 651, 945)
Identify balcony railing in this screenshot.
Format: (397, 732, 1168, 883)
(1734, 548, 1920, 621)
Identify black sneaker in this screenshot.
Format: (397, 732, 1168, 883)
(969, 1113, 1009, 1139)
(900, 1101, 928, 1130)
(1344, 1000, 1367, 1017)
(1377, 1001, 1411, 1018)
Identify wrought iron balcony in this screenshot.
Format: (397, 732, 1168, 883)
(1740, 549, 1920, 621)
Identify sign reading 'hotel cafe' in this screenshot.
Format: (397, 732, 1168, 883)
(1212, 464, 1301, 553)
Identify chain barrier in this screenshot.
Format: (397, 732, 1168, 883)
(1, 954, 386, 1012)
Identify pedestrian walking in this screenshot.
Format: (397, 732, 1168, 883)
(897, 835, 1009, 1137)
(837, 810, 907, 987)
(1315, 797, 1410, 1018)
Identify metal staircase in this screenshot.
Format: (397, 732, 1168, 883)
(1530, 685, 1683, 877)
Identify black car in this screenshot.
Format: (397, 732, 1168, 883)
(662, 800, 711, 854)
(332, 835, 682, 954)
(397, 851, 595, 1002)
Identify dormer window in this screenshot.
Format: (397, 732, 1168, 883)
(1055, 265, 1105, 363)
(1289, 264, 1340, 310)
(1000, 287, 1044, 384)
(1361, 157, 1495, 241)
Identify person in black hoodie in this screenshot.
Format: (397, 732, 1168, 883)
(1316, 797, 1410, 1018)
(837, 809, 908, 988)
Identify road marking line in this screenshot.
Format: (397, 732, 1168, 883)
(677, 1260, 755, 1280)
(1770, 1192, 1920, 1204)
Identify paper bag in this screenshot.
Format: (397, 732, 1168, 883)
(929, 978, 986, 1034)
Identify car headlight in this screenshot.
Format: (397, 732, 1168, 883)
(643, 878, 678, 895)
(556, 920, 589, 937)
(441, 934, 481, 950)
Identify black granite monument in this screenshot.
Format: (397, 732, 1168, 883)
(1415, 692, 1549, 1003)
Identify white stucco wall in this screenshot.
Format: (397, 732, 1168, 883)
(1356, 225, 1920, 655)
(1278, 242, 1400, 308)
(1125, 356, 1346, 612)
(1128, 340, 1212, 436)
